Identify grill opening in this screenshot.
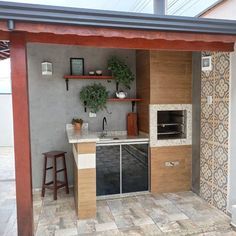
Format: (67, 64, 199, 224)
(157, 110, 186, 140)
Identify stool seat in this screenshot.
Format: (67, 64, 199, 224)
(41, 150, 69, 200)
(42, 151, 66, 157)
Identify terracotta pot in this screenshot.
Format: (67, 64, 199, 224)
(74, 122, 82, 130)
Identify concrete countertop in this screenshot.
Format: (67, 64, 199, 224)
(66, 125, 149, 144)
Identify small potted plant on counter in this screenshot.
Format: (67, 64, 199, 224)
(72, 118, 83, 130)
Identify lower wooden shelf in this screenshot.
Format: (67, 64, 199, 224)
(107, 98, 143, 112)
(107, 98, 143, 102)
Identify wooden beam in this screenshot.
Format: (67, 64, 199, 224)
(0, 30, 9, 40)
(13, 22, 236, 43)
(1, 20, 235, 44)
(26, 33, 234, 52)
(10, 32, 33, 236)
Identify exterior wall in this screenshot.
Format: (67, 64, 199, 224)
(0, 94, 14, 146)
(192, 52, 201, 194)
(201, 0, 236, 20)
(200, 52, 230, 212)
(201, 0, 236, 213)
(229, 50, 236, 211)
(27, 43, 136, 189)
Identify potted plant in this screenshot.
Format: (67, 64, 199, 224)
(108, 56, 135, 90)
(72, 118, 83, 130)
(80, 83, 109, 113)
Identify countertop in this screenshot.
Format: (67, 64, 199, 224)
(66, 125, 149, 144)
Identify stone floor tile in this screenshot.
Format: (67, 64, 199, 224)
(167, 212, 189, 221)
(119, 226, 144, 236)
(95, 221, 117, 232)
(0, 147, 17, 236)
(33, 189, 236, 236)
(139, 223, 162, 236)
(155, 219, 182, 233)
(107, 199, 131, 216)
(96, 229, 121, 236)
(114, 214, 135, 229)
(77, 219, 96, 234)
(54, 227, 78, 236)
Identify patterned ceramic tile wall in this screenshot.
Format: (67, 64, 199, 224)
(200, 52, 230, 212)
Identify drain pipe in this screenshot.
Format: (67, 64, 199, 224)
(153, 0, 166, 15)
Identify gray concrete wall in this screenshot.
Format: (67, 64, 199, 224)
(0, 94, 14, 147)
(27, 43, 136, 189)
(191, 52, 201, 194)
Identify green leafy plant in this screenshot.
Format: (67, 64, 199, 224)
(80, 83, 109, 113)
(108, 56, 134, 89)
(71, 118, 83, 125)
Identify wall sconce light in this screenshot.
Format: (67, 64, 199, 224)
(202, 56, 212, 71)
(41, 61, 53, 75)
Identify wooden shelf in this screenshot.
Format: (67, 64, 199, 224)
(107, 98, 143, 112)
(63, 75, 113, 90)
(108, 98, 143, 102)
(64, 75, 113, 80)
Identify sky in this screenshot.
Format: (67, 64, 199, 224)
(0, 0, 221, 15)
(0, 0, 154, 13)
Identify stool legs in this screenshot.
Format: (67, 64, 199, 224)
(41, 156, 47, 197)
(62, 155, 69, 194)
(41, 151, 68, 200)
(53, 157, 57, 200)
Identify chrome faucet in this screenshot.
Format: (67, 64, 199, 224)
(101, 117, 107, 137)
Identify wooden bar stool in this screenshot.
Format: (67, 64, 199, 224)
(41, 151, 69, 200)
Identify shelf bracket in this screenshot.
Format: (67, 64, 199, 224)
(131, 101, 135, 112)
(65, 79, 69, 91)
(84, 101, 87, 112)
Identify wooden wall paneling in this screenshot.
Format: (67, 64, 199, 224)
(73, 143, 96, 219)
(136, 50, 150, 133)
(76, 143, 96, 154)
(150, 51, 192, 104)
(151, 146, 192, 193)
(77, 168, 96, 219)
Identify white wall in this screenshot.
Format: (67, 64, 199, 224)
(229, 50, 236, 212)
(0, 94, 14, 146)
(201, 0, 236, 20)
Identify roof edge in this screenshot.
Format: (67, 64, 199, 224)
(0, 1, 236, 35)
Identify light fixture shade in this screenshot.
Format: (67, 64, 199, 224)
(202, 56, 212, 71)
(42, 61, 53, 75)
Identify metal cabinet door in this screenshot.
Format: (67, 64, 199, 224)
(96, 145, 120, 196)
(121, 144, 148, 193)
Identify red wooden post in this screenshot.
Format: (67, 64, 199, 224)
(10, 32, 34, 236)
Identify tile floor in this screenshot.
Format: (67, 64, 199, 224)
(0, 147, 17, 236)
(34, 189, 236, 236)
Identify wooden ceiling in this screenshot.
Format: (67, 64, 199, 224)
(0, 41, 10, 60)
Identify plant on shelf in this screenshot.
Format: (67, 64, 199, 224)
(108, 56, 135, 90)
(72, 118, 83, 130)
(80, 83, 109, 113)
